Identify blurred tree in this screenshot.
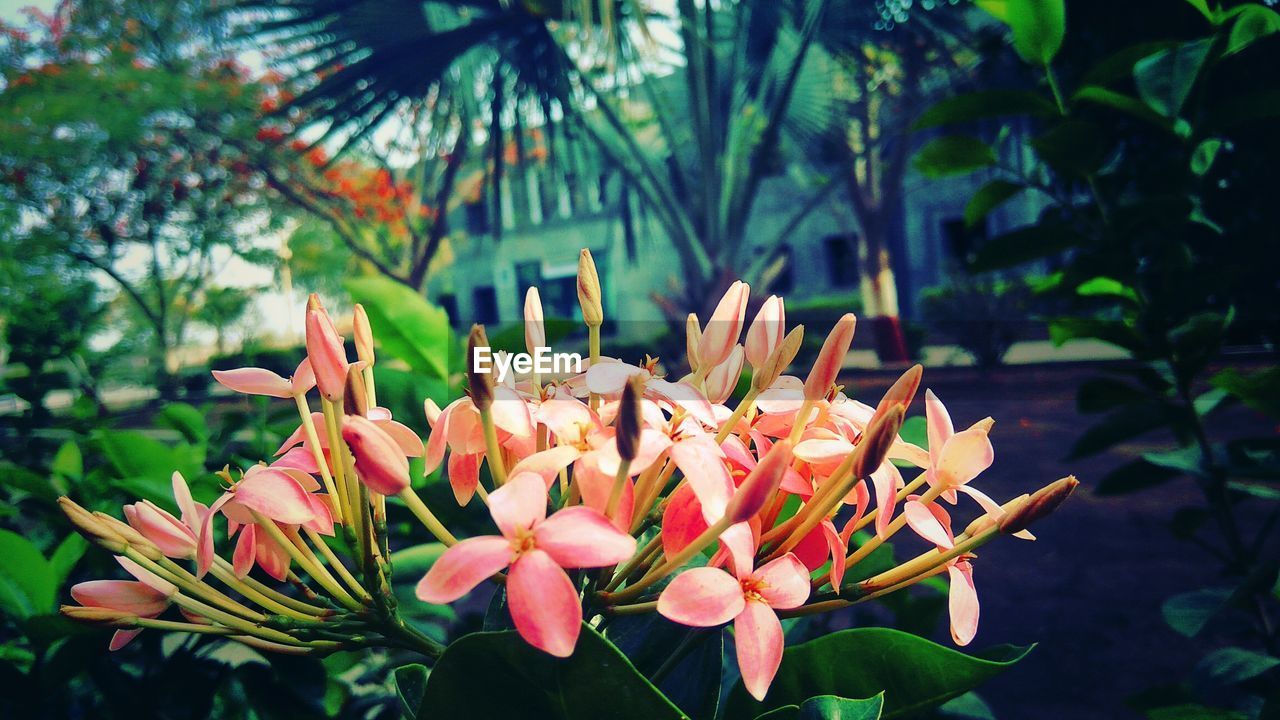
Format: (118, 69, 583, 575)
(0, 2, 283, 399)
(197, 285, 258, 354)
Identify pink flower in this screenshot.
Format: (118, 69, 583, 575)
(901, 497, 980, 645)
(697, 281, 750, 369)
(70, 556, 177, 650)
(343, 415, 411, 495)
(744, 295, 785, 369)
(924, 390, 994, 497)
(212, 357, 315, 398)
(306, 303, 349, 401)
(416, 472, 637, 657)
(804, 313, 856, 402)
(524, 287, 545, 355)
(657, 552, 810, 701)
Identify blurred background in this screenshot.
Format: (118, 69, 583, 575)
(0, 0, 1277, 718)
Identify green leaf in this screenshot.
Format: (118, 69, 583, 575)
(758, 694, 886, 720)
(1211, 367, 1280, 419)
(1146, 705, 1246, 720)
(1143, 445, 1206, 477)
(1190, 139, 1223, 176)
(1227, 481, 1280, 501)
(1183, 0, 1214, 23)
(1070, 402, 1170, 459)
(1226, 6, 1280, 55)
(157, 403, 209, 445)
(898, 416, 927, 451)
(1096, 459, 1181, 496)
(92, 430, 205, 510)
(51, 441, 83, 481)
(1031, 121, 1107, 178)
(345, 277, 451, 379)
(0, 529, 55, 620)
(1162, 588, 1233, 637)
(938, 692, 995, 719)
(1076, 277, 1139, 303)
(911, 136, 995, 179)
(912, 91, 1055, 131)
(1134, 39, 1214, 118)
(421, 624, 687, 719)
(1004, 0, 1066, 65)
(389, 543, 447, 579)
(395, 663, 430, 719)
(723, 628, 1031, 720)
(964, 181, 1024, 228)
(969, 223, 1081, 272)
(49, 534, 88, 588)
(1194, 647, 1280, 687)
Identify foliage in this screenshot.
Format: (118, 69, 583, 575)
(915, 0, 1280, 714)
(919, 273, 1038, 368)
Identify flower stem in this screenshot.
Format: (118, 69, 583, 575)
(398, 487, 459, 546)
(303, 527, 372, 603)
(295, 392, 344, 524)
(478, 406, 508, 487)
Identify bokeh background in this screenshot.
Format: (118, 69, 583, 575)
(1, 0, 1278, 718)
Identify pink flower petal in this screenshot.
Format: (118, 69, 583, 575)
(719, 522, 757, 579)
(491, 386, 534, 438)
(791, 523, 830, 572)
(448, 452, 481, 506)
(303, 493, 335, 536)
(657, 566, 745, 627)
(507, 549, 582, 657)
(584, 361, 648, 395)
(820, 521, 847, 591)
(109, 628, 144, 651)
(235, 469, 317, 525)
(903, 499, 954, 549)
(736, 599, 784, 701)
(415, 536, 512, 603)
(233, 524, 257, 577)
(377, 420, 425, 458)
(211, 368, 293, 398)
(255, 524, 292, 581)
(534, 506, 636, 568)
(936, 428, 994, 488)
(509, 446, 582, 489)
(662, 484, 709, 561)
(273, 447, 321, 476)
(870, 462, 902, 539)
(291, 357, 316, 395)
(948, 560, 980, 646)
(793, 438, 854, 465)
(489, 472, 549, 537)
(71, 580, 169, 616)
(116, 556, 177, 597)
(754, 554, 810, 609)
(925, 389, 954, 461)
(670, 437, 734, 524)
(171, 471, 200, 531)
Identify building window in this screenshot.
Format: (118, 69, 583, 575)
(437, 294, 459, 328)
(765, 245, 793, 295)
(823, 234, 858, 288)
(514, 261, 541, 311)
(472, 286, 499, 325)
(465, 200, 489, 235)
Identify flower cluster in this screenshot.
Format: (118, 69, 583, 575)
(61, 249, 1076, 702)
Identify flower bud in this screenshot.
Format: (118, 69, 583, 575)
(60, 497, 129, 552)
(306, 303, 349, 401)
(577, 249, 604, 327)
(424, 397, 443, 426)
(745, 295, 785, 369)
(752, 325, 804, 392)
(524, 287, 546, 356)
(616, 376, 644, 462)
(93, 512, 163, 560)
(697, 281, 750, 369)
(725, 439, 793, 523)
(124, 501, 196, 558)
(804, 314, 856, 401)
(875, 364, 923, 415)
(685, 314, 702, 372)
(342, 415, 411, 496)
(706, 345, 745, 404)
(344, 362, 370, 417)
(352, 303, 375, 366)
(61, 605, 136, 625)
(965, 494, 1028, 536)
(850, 404, 905, 479)
(999, 476, 1078, 534)
(467, 324, 495, 411)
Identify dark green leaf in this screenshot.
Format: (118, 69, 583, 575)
(157, 403, 209, 445)
(0, 529, 55, 620)
(607, 615, 723, 720)
(1082, 42, 1182, 85)
(1096, 459, 1182, 496)
(898, 416, 927, 451)
(1146, 705, 1246, 720)
(912, 91, 1055, 131)
(1076, 377, 1149, 414)
(389, 543, 447, 579)
(1226, 6, 1280, 55)
(723, 628, 1031, 720)
(1073, 86, 1174, 129)
(395, 663, 429, 719)
(969, 223, 1081, 272)
(1143, 446, 1206, 477)
(422, 624, 687, 719)
(1075, 277, 1138, 303)
(964, 181, 1024, 228)
(1191, 139, 1223, 176)
(1031, 121, 1108, 177)
(345, 277, 451, 379)
(762, 694, 886, 720)
(1003, 0, 1066, 65)
(1194, 647, 1280, 689)
(1207, 89, 1280, 129)
(1162, 588, 1233, 637)
(51, 441, 83, 481)
(938, 692, 995, 719)
(1183, 0, 1214, 23)
(1133, 39, 1213, 117)
(49, 534, 88, 588)
(1070, 402, 1171, 459)
(1212, 367, 1280, 419)
(911, 136, 996, 179)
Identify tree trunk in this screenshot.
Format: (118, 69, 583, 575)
(859, 220, 910, 364)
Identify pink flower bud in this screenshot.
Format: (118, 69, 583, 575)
(342, 415, 411, 495)
(524, 287, 546, 355)
(698, 281, 750, 369)
(725, 439, 793, 523)
(685, 314, 702, 372)
(577, 249, 603, 326)
(705, 345, 745, 404)
(744, 295, 785, 369)
(306, 305, 349, 401)
(352, 303, 375, 366)
(804, 313, 856, 401)
(124, 501, 196, 558)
